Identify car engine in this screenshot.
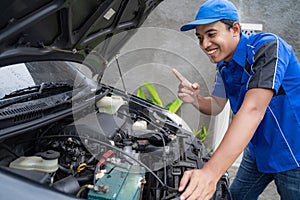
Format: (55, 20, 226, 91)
(0, 84, 230, 200)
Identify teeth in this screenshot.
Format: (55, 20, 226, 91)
(207, 49, 217, 55)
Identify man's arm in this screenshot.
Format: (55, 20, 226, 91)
(193, 94, 227, 115)
(179, 88, 274, 200)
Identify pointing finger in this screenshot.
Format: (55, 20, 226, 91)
(172, 68, 186, 82)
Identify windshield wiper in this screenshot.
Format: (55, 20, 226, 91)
(0, 82, 73, 108)
(4, 82, 72, 98)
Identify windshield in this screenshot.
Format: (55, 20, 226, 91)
(0, 61, 91, 99)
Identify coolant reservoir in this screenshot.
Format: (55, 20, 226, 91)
(9, 150, 60, 173)
(132, 120, 147, 130)
(96, 95, 126, 114)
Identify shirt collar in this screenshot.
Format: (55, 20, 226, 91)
(217, 33, 248, 68)
(232, 34, 248, 67)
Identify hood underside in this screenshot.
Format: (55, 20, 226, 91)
(0, 0, 162, 69)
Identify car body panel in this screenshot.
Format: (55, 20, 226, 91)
(0, 0, 231, 199)
(0, 0, 161, 73)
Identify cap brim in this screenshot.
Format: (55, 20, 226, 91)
(180, 18, 219, 31)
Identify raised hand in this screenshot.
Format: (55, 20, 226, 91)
(172, 69, 200, 104)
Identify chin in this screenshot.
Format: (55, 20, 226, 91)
(207, 54, 223, 64)
(209, 58, 220, 64)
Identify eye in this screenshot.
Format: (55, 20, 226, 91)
(208, 32, 216, 38)
(197, 36, 203, 43)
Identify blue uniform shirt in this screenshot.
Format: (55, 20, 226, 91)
(212, 32, 300, 173)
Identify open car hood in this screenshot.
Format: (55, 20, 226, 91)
(0, 0, 162, 73)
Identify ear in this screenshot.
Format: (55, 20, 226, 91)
(232, 22, 241, 37)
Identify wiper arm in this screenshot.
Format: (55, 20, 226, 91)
(4, 82, 72, 98)
(6, 85, 40, 97)
(0, 82, 73, 108)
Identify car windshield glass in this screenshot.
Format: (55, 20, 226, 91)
(0, 61, 89, 99)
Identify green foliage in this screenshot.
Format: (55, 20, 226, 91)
(193, 125, 207, 142)
(137, 81, 182, 113)
(137, 81, 207, 141)
(143, 81, 163, 107)
(165, 98, 183, 113)
(137, 87, 146, 100)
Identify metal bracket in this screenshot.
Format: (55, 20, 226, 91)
(240, 23, 263, 35)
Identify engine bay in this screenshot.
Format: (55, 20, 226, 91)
(0, 84, 230, 200)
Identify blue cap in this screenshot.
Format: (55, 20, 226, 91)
(180, 0, 240, 31)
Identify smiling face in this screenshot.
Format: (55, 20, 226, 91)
(196, 21, 240, 63)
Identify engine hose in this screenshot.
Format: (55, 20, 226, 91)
(36, 134, 178, 192)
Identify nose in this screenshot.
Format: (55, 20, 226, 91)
(200, 37, 211, 49)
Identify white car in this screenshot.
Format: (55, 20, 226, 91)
(0, 0, 230, 199)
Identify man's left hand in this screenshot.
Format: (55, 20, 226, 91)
(179, 168, 218, 200)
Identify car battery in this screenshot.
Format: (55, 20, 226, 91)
(88, 163, 145, 200)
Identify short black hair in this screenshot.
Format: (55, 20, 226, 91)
(220, 19, 235, 30)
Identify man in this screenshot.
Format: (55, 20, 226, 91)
(173, 0, 300, 199)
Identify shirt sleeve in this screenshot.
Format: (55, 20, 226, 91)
(248, 37, 289, 94)
(212, 71, 227, 98)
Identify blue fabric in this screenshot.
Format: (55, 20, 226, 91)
(213, 32, 300, 173)
(212, 71, 227, 98)
(180, 0, 239, 31)
(230, 148, 300, 200)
